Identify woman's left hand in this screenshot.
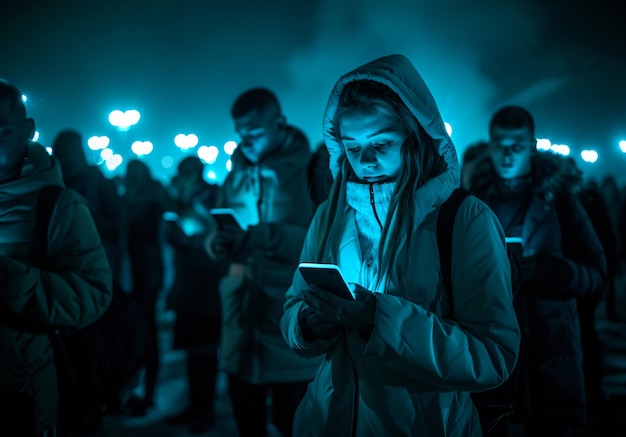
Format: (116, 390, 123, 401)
(302, 284, 376, 329)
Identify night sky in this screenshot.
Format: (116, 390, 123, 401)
(2, 0, 625, 184)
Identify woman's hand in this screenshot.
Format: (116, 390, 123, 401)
(302, 284, 376, 329)
(298, 303, 341, 342)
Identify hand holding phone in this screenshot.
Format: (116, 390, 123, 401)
(299, 264, 376, 329)
(298, 262, 355, 300)
(209, 208, 248, 231)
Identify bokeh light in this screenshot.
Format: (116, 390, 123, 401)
(198, 145, 219, 164)
(224, 140, 238, 155)
(108, 109, 141, 131)
(581, 149, 598, 163)
(174, 133, 199, 150)
(87, 135, 110, 150)
(536, 138, 552, 151)
(131, 140, 154, 157)
(161, 156, 174, 169)
(550, 144, 570, 156)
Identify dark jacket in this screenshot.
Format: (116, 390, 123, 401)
(63, 164, 127, 280)
(164, 181, 226, 350)
(469, 151, 607, 430)
(0, 143, 112, 434)
(209, 125, 321, 384)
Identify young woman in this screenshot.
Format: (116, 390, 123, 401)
(280, 54, 520, 436)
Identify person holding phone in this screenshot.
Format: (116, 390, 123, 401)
(204, 88, 318, 437)
(466, 106, 607, 435)
(279, 54, 521, 436)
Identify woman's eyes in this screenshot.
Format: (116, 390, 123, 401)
(346, 141, 392, 153)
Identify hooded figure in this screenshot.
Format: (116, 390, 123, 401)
(280, 54, 520, 436)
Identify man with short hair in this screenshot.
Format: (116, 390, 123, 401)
(468, 105, 607, 436)
(0, 78, 112, 436)
(205, 87, 319, 436)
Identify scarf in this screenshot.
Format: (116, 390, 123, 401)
(346, 180, 396, 289)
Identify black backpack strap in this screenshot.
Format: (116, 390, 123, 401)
(437, 188, 472, 318)
(29, 185, 64, 268)
(29, 185, 78, 387)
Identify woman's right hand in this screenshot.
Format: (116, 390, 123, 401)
(298, 302, 341, 342)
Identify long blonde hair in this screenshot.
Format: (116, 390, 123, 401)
(316, 80, 447, 289)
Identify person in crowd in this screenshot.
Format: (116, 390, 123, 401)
(121, 159, 170, 416)
(618, 189, 626, 305)
(600, 175, 622, 235)
(0, 79, 112, 436)
(460, 140, 488, 191)
(52, 129, 128, 282)
(162, 156, 227, 434)
(51, 129, 131, 432)
(576, 176, 618, 407)
(204, 87, 319, 436)
(279, 54, 520, 436)
(467, 105, 607, 435)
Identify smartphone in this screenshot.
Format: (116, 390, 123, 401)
(505, 236, 524, 257)
(162, 211, 180, 222)
(298, 262, 355, 300)
(209, 208, 248, 231)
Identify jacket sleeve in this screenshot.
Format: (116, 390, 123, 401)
(162, 217, 206, 251)
(231, 219, 311, 303)
(234, 221, 309, 264)
(364, 200, 521, 392)
(280, 203, 342, 358)
(0, 190, 113, 330)
(533, 192, 607, 298)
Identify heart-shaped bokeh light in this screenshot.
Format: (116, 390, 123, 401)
(131, 140, 154, 156)
(87, 136, 110, 150)
(174, 134, 199, 150)
(108, 110, 141, 131)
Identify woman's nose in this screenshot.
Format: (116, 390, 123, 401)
(359, 147, 377, 166)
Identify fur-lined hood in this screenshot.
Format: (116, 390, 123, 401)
(469, 150, 584, 201)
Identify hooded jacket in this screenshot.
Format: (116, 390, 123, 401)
(469, 150, 607, 429)
(280, 54, 520, 436)
(0, 142, 112, 434)
(212, 124, 321, 383)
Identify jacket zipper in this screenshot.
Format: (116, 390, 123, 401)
(256, 166, 264, 221)
(369, 184, 383, 230)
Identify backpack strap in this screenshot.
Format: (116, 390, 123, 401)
(29, 185, 78, 386)
(29, 185, 64, 268)
(437, 188, 473, 318)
